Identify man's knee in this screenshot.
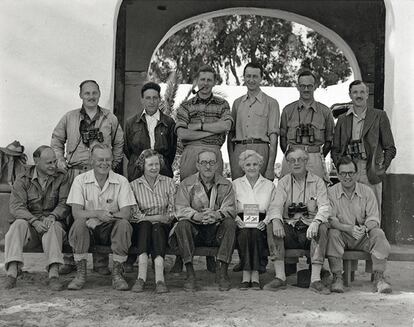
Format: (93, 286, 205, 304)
(221, 217, 236, 232)
(328, 228, 342, 240)
(369, 227, 386, 239)
(5, 220, 29, 241)
(175, 220, 193, 235)
(318, 222, 329, 235)
(114, 219, 132, 233)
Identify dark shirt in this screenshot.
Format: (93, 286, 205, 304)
(124, 110, 177, 181)
(9, 166, 70, 224)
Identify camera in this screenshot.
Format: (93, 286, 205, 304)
(347, 139, 366, 159)
(287, 202, 309, 218)
(295, 124, 315, 144)
(81, 128, 104, 145)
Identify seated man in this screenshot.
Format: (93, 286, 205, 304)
(264, 148, 330, 293)
(4, 145, 70, 290)
(66, 144, 136, 291)
(327, 156, 392, 293)
(171, 150, 237, 291)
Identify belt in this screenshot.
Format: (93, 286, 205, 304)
(288, 144, 321, 153)
(234, 138, 268, 145)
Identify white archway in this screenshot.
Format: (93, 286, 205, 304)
(149, 7, 361, 80)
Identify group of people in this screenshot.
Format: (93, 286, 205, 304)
(3, 62, 396, 296)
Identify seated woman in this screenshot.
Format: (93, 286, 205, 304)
(232, 150, 277, 290)
(130, 149, 176, 294)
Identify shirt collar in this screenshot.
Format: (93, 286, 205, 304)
(141, 109, 160, 121)
(136, 174, 166, 185)
(191, 94, 222, 105)
(298, 99, 317, 112)
(241, 90, 264, 103)
(240, 174, 267, 186)
(196, 172, 227, 186)
(346, 105, 367, 119)
(337, 182, 363, 199)
(84, 169, 120, 185)
(80, 106, 102, 120)
(291, 171, 318, 184)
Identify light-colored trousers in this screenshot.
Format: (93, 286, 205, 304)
(4, 219, 65, 272)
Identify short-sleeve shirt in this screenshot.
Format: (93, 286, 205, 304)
(175, 94, 233, 147)
(232, 175, 278, 224)
(231, 91, 280, 142)
(280, 100, 334, 146)
(67, 170, 136, 212)
(328, 182, 380, 227)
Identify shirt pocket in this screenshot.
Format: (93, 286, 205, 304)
(310, 119, 325, 143)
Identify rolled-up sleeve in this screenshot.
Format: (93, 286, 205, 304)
(267, 98, 280, 137)
(363, 187, 381, 227)
(314, 178, 330, 223)
(117, 178, 137, 209)
(67, 175, 86, 207)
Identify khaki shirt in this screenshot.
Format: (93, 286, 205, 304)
(328, 182, 380, 227)
(280, 100, 334, 146)
(231, 91, 280, 142)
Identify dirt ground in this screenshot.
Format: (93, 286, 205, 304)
(0, 253, 413, 327)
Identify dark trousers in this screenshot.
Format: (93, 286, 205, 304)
(237, 227, 267, 272)
(172, 217, 237, 264)
(131, 221, 170, 258)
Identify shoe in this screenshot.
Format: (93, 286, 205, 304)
(251, 281, 262, 290)
(183, 277, 197, 291)
(4, 276, 17, 289)
(373, 271, 392, 294)
(170, 256, 184, 273)
(131, 278, 145, 293)
(309, 280, 331, 294)
(263, 278, 287, 291)
(68, 259, 87, 290)
(49, 277, 64, 291)
(124, 263, 134, 274)
(59, 264, 76, 275)
(93, 266, 111, 276)
(239, 281, 250, 290)
(218, 276, 231, 291)
(233, 262, 242, 272)
(206, 256, 216, 273)
(321, 269, 332, 287)
(330, 274, 344, 293)
(155, 281, 169, 294)
(112, 261, 129, 291)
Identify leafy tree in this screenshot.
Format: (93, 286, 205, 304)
(149, 15, 352, 87)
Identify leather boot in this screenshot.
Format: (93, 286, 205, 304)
(218, 261, 231, 291)
(331, 273, 344, 293)
(112, 261, 129, 291)
(373, 271, 392, 293)
(67, 259, 87, 290)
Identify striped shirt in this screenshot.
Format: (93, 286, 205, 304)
(130, 174, 176, 224)
(175, 94, 233, 147)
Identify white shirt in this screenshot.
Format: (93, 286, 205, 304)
(232, 174, 278, 224)
(144, 109, 160, 149)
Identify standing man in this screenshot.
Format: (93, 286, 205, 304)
(228, 62, 280, 181)
(176, 65, 233, 180)
(263, 148, 330, 294)
(66, 144, 136, 291)
(51, 80, 124, 275)
(124, 82, 177, 182)
(4, 146, 70, 290)
(170, 150, 237, 291)
(332, 80, 396, 212)
(327, 156, 392, 293)
(280, 71, 335, 182)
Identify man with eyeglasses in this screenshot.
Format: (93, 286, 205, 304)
(228, 62, 280, 181)
(263, 147, 330, 294)
(332, 80, 396, 214)
(51, 80, 124, 275)
(170, 150, 237, 291)
(66, 144, 136, 291)
(279, 71, 334, 182)
(327, 156, 392, 293)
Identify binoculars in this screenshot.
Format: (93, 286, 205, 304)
(295, 124, 315, 143)
(81, 128, 104, 145)
(287, 202, 309, 218)
(347, 139, 366, 159)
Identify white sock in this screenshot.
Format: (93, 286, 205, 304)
(274, 260, 286, 281)
(138, 253, 148, 282)
(242, 270, 251, 283)
(7, 262, 18, 278)
(311, 263, 322, 283)
(251, 271, 259, 283)
(48, 263, 59, 278)
(154, 256, 164, 283)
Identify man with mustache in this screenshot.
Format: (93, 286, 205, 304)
(228, 62, 280, 181)
(51, 80, 124, 275)
(279, 71, 334, 182)
(332, 80, 396, 213)
(66, 144, 136, 291)
(4, 146, 70, 290)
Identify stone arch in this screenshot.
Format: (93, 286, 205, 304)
(149, 7, 361, 80)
